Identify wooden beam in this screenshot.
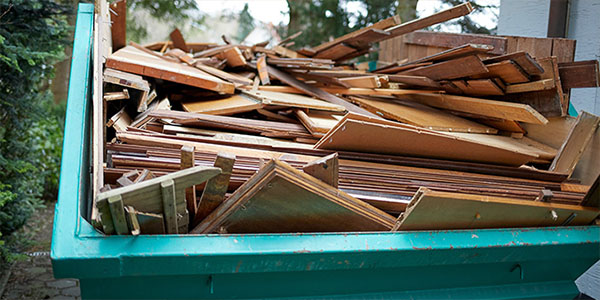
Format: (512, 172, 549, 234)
(384, 3, 473, 39)
(160, 179, 178, 234)
(108, 195, 128, 235)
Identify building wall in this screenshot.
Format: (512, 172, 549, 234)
(497, 0, 551, 38)
(567, 0, 600, 115)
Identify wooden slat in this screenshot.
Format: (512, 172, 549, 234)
(256, 55, 270, 85)
(109, 0, 126, 51)
(273, 45, 307, 59)
(180, 145, 196, 220)
(295, 110, 344, 136)
(403, 30, 507, 55)
(314, 43, 358, 60)
(195, 153, 236, 224)
(550, 111, 600, 175)
(384, 3, 474, 40)
(243, 90, 346, 112)
(400, 55, 488, 80)
(339, 75, 382, 88)
(395, 188, 599, 231)
(402, 43, 495, 66)
(106, 46, 235, 93)
(343, 28, 390, 49)
(181, 95, 262, 115)
(315, 113, 538, 166)
(452, 79, 504, 96)
(396, 93, 548, 124)
(347, 96, 497, 134)
(476, 60, 530, 84)
(266, 66, 380, 118)
(108, 195, 128, 235)
(482, 51, 544, 76)
(386, 75, 441, 88)
(505, 79, 555, 93)
(160, 179, 179, 233)
(193, 63, 253, 86)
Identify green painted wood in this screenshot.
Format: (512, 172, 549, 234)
(51, 4, 600, 299)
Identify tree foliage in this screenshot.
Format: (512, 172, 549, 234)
(0, 0, 70, 252)
(432, 0, 498, 34)
(126, 0, 200, 42)
(236, 3, 254, 43)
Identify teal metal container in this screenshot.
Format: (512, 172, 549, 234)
(51, 4, 600, 299)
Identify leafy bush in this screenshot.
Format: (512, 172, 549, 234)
(0, 0, 70, 261)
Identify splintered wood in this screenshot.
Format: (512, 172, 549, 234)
(93, 1, 600, 235)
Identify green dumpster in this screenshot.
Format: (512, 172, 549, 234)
(51, 4, 600, 299)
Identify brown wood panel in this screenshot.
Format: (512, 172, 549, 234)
(400, 55, 488, 80)
(109, 0, 126, 51)
(403, 30, 507, 55)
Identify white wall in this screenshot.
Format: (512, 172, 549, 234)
(497, 0, 551, 38)
(567, 0, 600, 115)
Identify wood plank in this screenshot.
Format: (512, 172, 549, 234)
(124, 206, 141, 235)
(505, 79, 555, 93)
(339, 75, 382, 88)
(181, 94, 262, 115)
(343, 28, 390, 49)
(109, 0, 126, 51)
(256, 55, 270, 85)
(106, 45, 235, 93)
(243, 90, 346, 112)
(180, 145, 196, 221)
(347, 96, 497, 134)
(104, 89, 130, 101)
(551, 38, 576, 63)
(550, 111, 600, 175)
(476, 60, 530, 84)
(169, 28, 189, 52)
(482, 51, 544, 76)
(402, 43, 495, 66)
(314, 43, 358, 60)
(273, 45, 307, 59)
(160, 179, 179, 233)
(108, 195, 128, 235)
(295, 110, 344, 136)
(195, 153, 236, 224)
(452, 79, 504, 96)
(302, 153, 339, 188)
(193, 63, 253, 86)
(312, 14, 402, 53)
(221, 47, 247, 67)
(400, 55, 488, 80)
(571, 121, 600, 186)
(403, 30, 507, 55)
(266, 66, 380, 118)
(558, 60, 600, 89)
(477, 119, 525, 134)
(96, 198, 115, 234)
(315, 113, 538, 166)
(386, 74, 441, 88)
(446, 133, 557, 161)
(191, 159, 396, 234)
(395, 188, 600, 231)
(384, 3, 474, 40)
(396, 93, 548, 124)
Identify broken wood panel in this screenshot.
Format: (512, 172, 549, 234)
(315, 114, 538, 166)
(403, 30, 507, 55)
(550, 111, 600, 175)
(221, 47, 247, 67)
(395, 188, 599, 231)
(476, 119, 526, 134)
(169, 28, 189, 52)
(446, 133, 557, 161)
(581, 175, 600, 208)
(396, 93, 548, 124)
(551, 38, 576, 63)
(559, 60, 600, 89)
(343, 28, 390, 49)
(191, 159, 395, 234)
(504, 36, 553, 59)
(109, 0, 126, 51)
(106, 46, 235, 93)
(295, 110, 344, 136)
(266, 65, 381, 118)
(347, 96, 497, 134)
(272, 45, 307, 59)
(403, 43, 495, 66)
(482, 51, 544, 76)
(181, 95, 263, 115)
(400, 55, 488, 80)
(452, 79, 504, 96)
(302, 153, 339, 188)
(195, 153, 236, 223)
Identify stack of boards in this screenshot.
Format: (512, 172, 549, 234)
(92, 0, 600, 236)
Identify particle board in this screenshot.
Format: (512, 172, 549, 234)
(181, 94, 263, 115)
(191, 159, 396, 234)
(347, 96, 497, 134)
(315, 113, 538, 166)
(106, 45, 235, 93)
(395, 188, 600, 231)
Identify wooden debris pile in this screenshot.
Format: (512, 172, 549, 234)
(91, 0, 600, 235)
